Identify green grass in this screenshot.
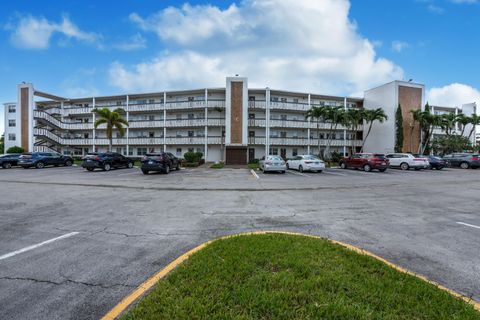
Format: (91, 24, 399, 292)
(73, 159, 83, 166)
(210, 162, 225, 169)
(248, 163, 259, 170)
(122, 233, 479, 320)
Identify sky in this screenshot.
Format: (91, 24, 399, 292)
(1, 0, 480, 134)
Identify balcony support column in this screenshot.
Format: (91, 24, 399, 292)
(265, 87, 270, 156)
(92, 97, 96, 152)
(126, 95, 129, 156)
(343, 97, 347, 156)
(163, 92, 167, 152)
(307, 94, 311, 155)
(204, 88, 208, 161)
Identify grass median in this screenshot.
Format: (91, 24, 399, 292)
(122, 233, 479, 320)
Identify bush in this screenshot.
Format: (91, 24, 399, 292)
(330, 151, 342, 163)
(184, 151, 203, 163)
(6, 146, 25, 154)
(210, 162, 224, 169)
(248, 158, 259, 164)
(432, 135, 472, 155)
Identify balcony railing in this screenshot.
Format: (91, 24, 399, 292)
(248, 136, 363, 146)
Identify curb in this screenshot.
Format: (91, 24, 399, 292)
(101, 231, 480, 319)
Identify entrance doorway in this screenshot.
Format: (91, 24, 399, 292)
(248, 148, 255, 162)
(280, 148, 287, 159)
(225, 146, 248, 165)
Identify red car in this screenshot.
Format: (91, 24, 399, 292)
(339, 153, 389, 172)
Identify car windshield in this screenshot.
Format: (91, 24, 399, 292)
(268, 156, 283, 161)
(373, 154, 385, 159)
(304, 155, 320, 160)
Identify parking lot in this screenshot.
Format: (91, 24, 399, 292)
(1, 165, 480, 319)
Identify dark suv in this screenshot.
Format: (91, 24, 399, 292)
(339, 153, 389, 172)
(442, 153, 480, 169)
(141, 152, 180, 174)
(82, 152, 134, 171)
(18, 152, 73, 169)
(0, 153, 21, 169)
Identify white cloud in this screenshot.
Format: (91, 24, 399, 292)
(111, 0, 403, 96)
(450, 0, 478, 4)
(427, 83, 480, 106)
(427, 4, 445, 13)
(113, 33, 146, 51)
(391, 40, 410, 52)
(8, 14, 100, 49)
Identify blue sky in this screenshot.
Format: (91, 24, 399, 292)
(1, 0, 480, 134)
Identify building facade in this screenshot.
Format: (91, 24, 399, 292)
(3, 76, 477, 161)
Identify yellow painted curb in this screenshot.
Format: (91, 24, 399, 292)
(101, 231, 480, 320)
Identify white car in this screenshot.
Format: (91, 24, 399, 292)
(287, 155, 325, 173)
(385, 153, 430, 170)
(259, 155, 287, 173)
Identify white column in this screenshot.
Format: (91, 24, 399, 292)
(92, 97, 96, 152)
(126, 95, 129, 156)
(307, 94, 311, 155)
(163, 92, 167, 152)
(343, 97, 347, 156)
(265, 88, 271, 156)
(204, 88, 208, 161)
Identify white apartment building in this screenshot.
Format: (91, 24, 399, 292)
(3, 76, 476, 162)
(430, 103, 477, 144)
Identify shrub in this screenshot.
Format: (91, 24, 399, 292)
(184, 151, 203, 163)
(330, 151, 342, 163)
(248, 158, 259, 164)
(6, 146, 25, 154)
(210, 162, 224, 169)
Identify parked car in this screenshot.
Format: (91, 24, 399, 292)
(339, 153, 389, 172)
(385, 153, 429, 170)
(82, 152, 134, 171)
(140, 152, 180, 174)
(442, 153, 480, 169)
(414, 154, 446, 170)
(286, 155, 325, 173)
(259, 155, 286, 173)
(0, 153, 21, 169)
(18, 152, 73, 169)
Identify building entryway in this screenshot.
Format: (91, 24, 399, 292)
(226, 146, 248, 165)
(248, 148, 255, 163)
(280, 148, 287, 159)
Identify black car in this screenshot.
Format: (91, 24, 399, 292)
(140, 152, 180, 174)
(82, 152, 134, 171)
(18, 152, 73, 169)
(442, 153, 480, 169)
(414, 154, 446, 170)
(0, 153, 21, 169)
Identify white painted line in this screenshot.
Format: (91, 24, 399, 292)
(456, 222, 480, 230)
(0, 232, 79, 261)
(323, 170, 347, 176)
(286, 170, 310, 178)
(250, 169, 259, 179)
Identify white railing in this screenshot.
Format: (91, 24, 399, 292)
(248, 137, 363, 146)
(270, 101, 310, 112)
(128, 103, 163, 112)
(128, 120, 164, 128)
(249, 101, 266, 109)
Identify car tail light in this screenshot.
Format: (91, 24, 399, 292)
(471, 156, 479, 161)
(95, 156, 101, 161)
(265, 161, 272, 165)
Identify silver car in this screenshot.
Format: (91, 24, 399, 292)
(259, 155, 287, 173)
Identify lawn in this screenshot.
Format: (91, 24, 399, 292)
(122, 233, 479, 320)
(248, 163, 259, 170)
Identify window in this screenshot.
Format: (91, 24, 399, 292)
(249, 96, 256, 101)
(280, 131, 287, 138)
(137, 148, 147, 156)
(116, 101, 122, 106)
(249, 131, 255, 137)
(84, 133, 89, 139)
(149, 115, 155, 121)
(280, 114, 287, 120)
(176, 148, 182, 156)
(188, 148, 194, 153)
(8, 133, 15, 141)
(8, 105, 16, 113)
(188, 114, 195, 120)
(292, 148, 298, 157)
(149, 132, 155, 138)
(148, 99, 155, 104)
(176, 114, 182, 120)
(8, 119, 16, 127)
(271, 97, 279, 102)
(188, 97, 194, 102)
(280, 98, 287, 103)
(176, 131, 182, 137)
(293, 98, 299, 103)
(248, 113, 255, 119)
(149, 148, 155, 153)
(63, 150, 72, 155)
(128, 149, 133, 156)
(188, 131, 194, 137)
(292, 131, 298, 138)
(116, 147, 122, 154)
(272, 148, 278, 155)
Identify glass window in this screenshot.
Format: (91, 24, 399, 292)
(188, 114, 195, 119)
(8, 133, 15, 141)
(176, 148, 182, 156)
(8, 105, 16, 113)
(188, 131, 194, 137)
(137, 148, 147, 156)
(292, 148, 298, 156)
(8, 119, 15, 127)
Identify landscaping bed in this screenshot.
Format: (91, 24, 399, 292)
(122, 233, 479, 319)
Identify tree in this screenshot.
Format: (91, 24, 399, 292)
(361, 108, 388, 152)
(409, 109, 422, 153)
(0, 134, 4, 154)
(306, 106, 328, 158)
(324, 106, 345, 159)
(6, 146, 24, 154)
(467, 114, 480, 141)
(92, 107, 129, 152)
(395, 105, 404, 153)
(439, 113, 457, 136)
(432, 135, 472, 155)
(343, 108, 365, 155)
(456, 113, 471, 137)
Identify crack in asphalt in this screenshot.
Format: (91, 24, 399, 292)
(0, 276, 135, 289)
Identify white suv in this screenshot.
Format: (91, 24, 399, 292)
(385, 153, 429, 170)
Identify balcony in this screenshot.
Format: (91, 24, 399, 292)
(270, 101, 310, 112)
(248, 136, 363, 146)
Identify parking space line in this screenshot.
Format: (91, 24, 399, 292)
(0, 232, 79, 261)
(323, 170, 348, 176)
(286, 170, 311, 178)
(456, 222, 480, 230)
(250, 169, 259, 179)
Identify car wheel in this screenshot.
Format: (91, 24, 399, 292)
(164, 165, 170, 174)
(299, 165, 304, 173)
(142, 169, 149, 175)
(2, 162, 12, 169)
(65, 160, 73, 167)
(400, 162, 409, 171)
(36, 162, 45, 169)
(363, 164, 371, 172)
(127, 162, 134, 169)
(340, 162, 347, 169)
(281, 171, 286, 174)
(460, 162, 470, 169)
(379, 168, 386, 172)
(86, 168, 94, 172)
(103, 163, 111, 171)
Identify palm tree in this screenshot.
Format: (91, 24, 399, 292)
(324, 106, 345, 158)
(344, 108, 365, 155)
(420, 113, 442, 154)
(92, 107, 129, 152)
(361, 108, 388, 152)
(467, 114, 480, 141)
(456, 113, 471, 137)
(440, 113, 457, 136)
(409, 109, 422, 153)
(306, 106, 328, 157)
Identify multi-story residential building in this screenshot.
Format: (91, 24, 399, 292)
(3, 76, 475, 162)
(430, 103, 477, 144)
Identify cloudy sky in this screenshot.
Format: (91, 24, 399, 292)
(1, 0, 480, 133)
